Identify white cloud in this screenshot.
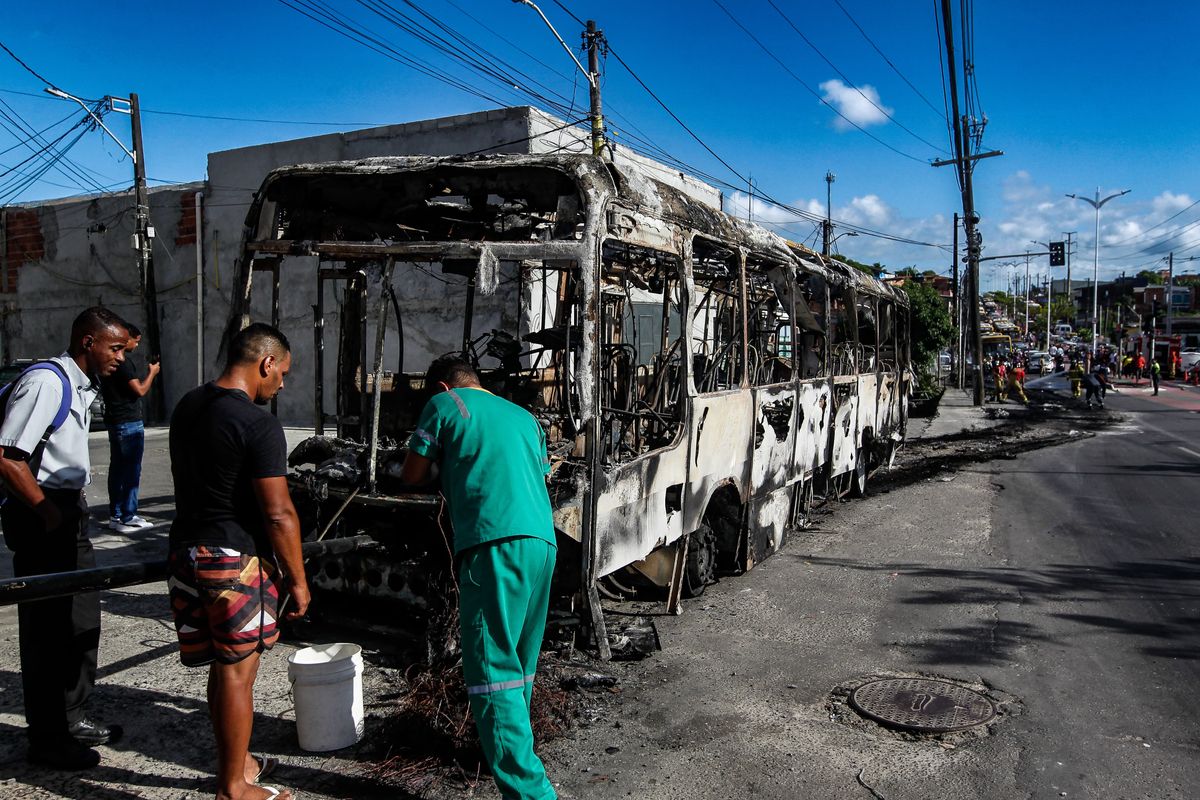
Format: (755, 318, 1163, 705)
(819, 79, 891, 131)
(1152, 191, 1193, 214)
(845, 194, 892, 227)
(978, 173, 1200, 280)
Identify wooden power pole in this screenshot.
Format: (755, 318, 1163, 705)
(934, 0, 1002, 406)
(129, 93, 164, 422)
(585, 21, 605, 157)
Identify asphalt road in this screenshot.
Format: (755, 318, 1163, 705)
(1, 388, 1197, 799)
(990, 377, 1200, 797)
(545, 380, 1200, 800)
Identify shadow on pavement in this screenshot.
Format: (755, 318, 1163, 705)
(0, 667, 420, 799)
(791, 554, 1200, 664)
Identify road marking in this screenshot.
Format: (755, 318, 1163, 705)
(1179, 446, 1200, 460)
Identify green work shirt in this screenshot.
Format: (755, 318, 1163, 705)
(407, 388, 554, 554)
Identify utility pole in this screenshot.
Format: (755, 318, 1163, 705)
(585, 20, 606, 157)
(1045, 272, 1052, 348)
(952, 212, 960, 387)
(1063, 231, 1076, 323)
(1166, 251, 1174, 337)
(1023, 251, 1031, 338)
(129, 94, 164, 421)
(934, 0, 1001, 406)
(513, 2, 604, 157)
(823, 171, 835, 256)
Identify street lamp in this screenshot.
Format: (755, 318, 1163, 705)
(829, 230, 858, 252)
(1067, 188, 1130, 356)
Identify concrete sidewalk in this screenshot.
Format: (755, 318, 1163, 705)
(909, 387, 1005, 441)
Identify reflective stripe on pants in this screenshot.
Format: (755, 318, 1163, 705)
(459, 535, 557, 800)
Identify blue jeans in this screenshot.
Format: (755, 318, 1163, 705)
(106, 420, 145, 523)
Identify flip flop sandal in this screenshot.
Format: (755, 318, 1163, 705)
(261, 787, 297, 799)
(251, 753, 279, 784)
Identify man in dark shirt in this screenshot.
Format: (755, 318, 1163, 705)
(99, 323, 160, 533)
(167, 323, 308, 800)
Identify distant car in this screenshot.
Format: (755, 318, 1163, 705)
(1181, 350, 1200, 370)
(938, 352, 952, 372)
(0, 358, 106, 431)
(1027, 351, 1051, 374)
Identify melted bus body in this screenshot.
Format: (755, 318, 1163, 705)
(224, 154, 911, 643)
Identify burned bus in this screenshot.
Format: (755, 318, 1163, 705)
(223, 153, 911, 652)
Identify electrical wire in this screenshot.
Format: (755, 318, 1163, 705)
(1105, 198, 1200, 248)
(277, 0, 517, 109)
(830, 0, 946, 120)
(0, 108, 78, 159)
(711, 0, 930, 165)
(764, 0, 949, 155)
(0, 100, 104, 194)
(463, 117, 589, 155)
(0, 40, 60, 90)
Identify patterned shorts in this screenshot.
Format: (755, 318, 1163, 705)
(168, 546, 280, 667)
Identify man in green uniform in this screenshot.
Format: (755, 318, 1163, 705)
(401, 357, 557, 800)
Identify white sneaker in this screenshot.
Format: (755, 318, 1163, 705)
(108, 520, 141, 534)
(104, 517, 122, 530)
(125, 516, 154, 529)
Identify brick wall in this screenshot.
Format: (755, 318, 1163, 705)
(2, 209, 44, 293)
(176, 193, 198, 246)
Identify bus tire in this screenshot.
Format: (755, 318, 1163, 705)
(849, 448, 868, 497)
(683, 522, 717, 598)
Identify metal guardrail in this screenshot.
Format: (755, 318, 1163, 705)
(0, 535, 380, 606)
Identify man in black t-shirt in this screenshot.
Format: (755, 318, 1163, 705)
(99, 324, 160, 533)
(167, 323, 308, 800)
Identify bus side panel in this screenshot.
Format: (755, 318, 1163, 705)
(857, 373, 879, 449)
(750, 384, 799, 494)
(593, 441, 689, 578)
(829, 385, 859, 478)
(793, 380, 832, 478)
(877, 371, 902, 444)
(747, 483, 793, 567)
(683, 392, 754, 536)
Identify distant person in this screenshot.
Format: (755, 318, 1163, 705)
(99, 323, 160, 533)
(0, 307, 129, 769)
(1009, 361, 1029, 405)
(167, 323, 308, 800)
(1136, 353, 1146, 382)
(990, 360, 1007, 403)
(1068, 360, 1085, 398)
(1094, 362, 1111, 400)
(1151, 358, 1161, 395)
(401, 356, 558, 800)
(1082, 365, 1105, 409)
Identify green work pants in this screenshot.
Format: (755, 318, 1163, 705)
(459, 535, 557, 800)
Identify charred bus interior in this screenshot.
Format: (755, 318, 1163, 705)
(227, 154, 911, 654)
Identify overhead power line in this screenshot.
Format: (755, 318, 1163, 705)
(831, 0, 946, 119)
(711, 0, 930, 165)
(764, 0, 949, 155)
(0, 40, 60, 89)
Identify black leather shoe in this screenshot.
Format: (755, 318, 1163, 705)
(68, 718, 123, 747)
(27, 738, 100, 770)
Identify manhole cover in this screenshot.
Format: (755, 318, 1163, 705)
(848, 678, 995, 733)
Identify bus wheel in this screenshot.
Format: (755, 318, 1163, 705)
(849, 448, 868, 497)
(683, 523, 717, 598)
(794, 480, 815, 529)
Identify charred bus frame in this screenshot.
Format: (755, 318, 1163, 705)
(224, 153, 911, 653)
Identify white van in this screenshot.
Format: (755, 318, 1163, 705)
(1054, 323, 1073, 336)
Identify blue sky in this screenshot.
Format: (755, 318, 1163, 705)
(3, 1, 1198, 283)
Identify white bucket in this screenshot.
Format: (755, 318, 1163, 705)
(287, 643, 365, 752)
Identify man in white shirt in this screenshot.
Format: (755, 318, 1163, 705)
(0, 306, 129, 770)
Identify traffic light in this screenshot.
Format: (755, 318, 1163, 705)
(1049, 241, 1065, 267)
